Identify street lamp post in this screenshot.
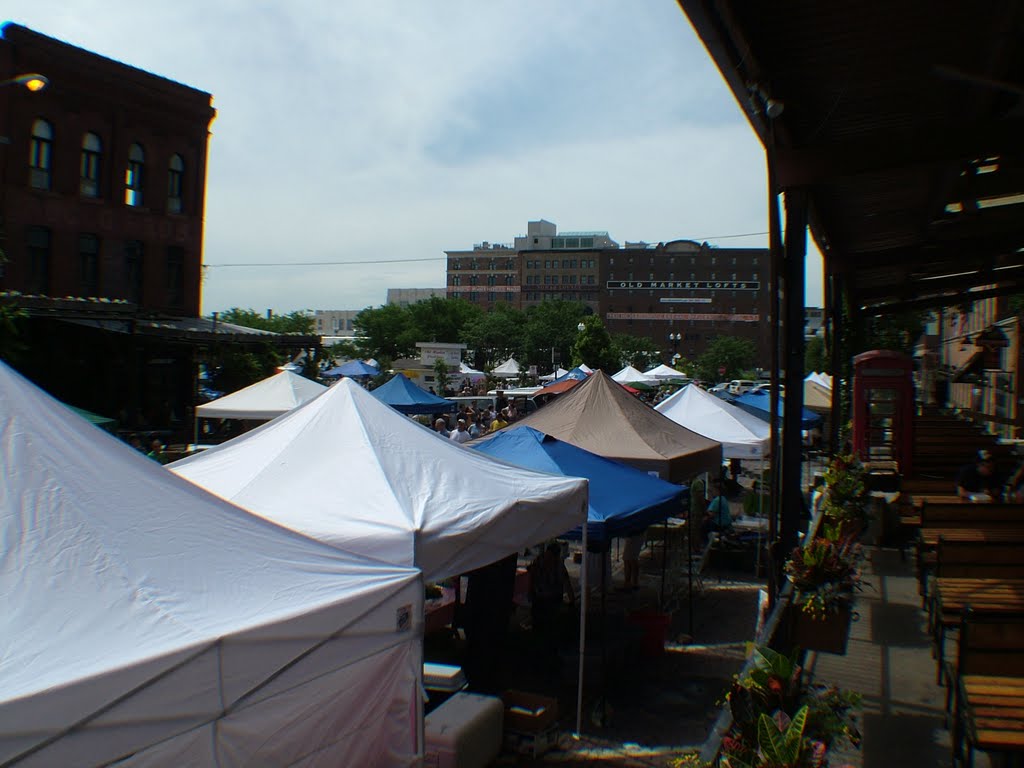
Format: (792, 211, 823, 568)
(0, 73, 49, 92)
(668, 332, 681, 364)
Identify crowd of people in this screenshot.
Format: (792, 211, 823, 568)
(430, 393, 529, 443)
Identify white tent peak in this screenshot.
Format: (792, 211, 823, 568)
(0, 362, 422, 766)
(491, 357, 522, 378)
(643, 363, 688, 380)
(611, 365, 653, 384)
(172, 377, 588, 582)
(196, 369, 326, 420)
(656, 383, 771, 459)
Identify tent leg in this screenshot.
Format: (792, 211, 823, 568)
(575, 526, 588, 737)
(687, 523, 694, 635)
(659, 518, 668, 610)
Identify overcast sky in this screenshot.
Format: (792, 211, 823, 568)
(8, 1, 823, 315)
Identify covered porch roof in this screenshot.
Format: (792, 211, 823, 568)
(677, 0, 1024, 314)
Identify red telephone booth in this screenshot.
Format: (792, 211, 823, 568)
(852, 350, 915, 475)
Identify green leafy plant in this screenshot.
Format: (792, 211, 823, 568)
(783, 537, 862, 620)
(715, 645, 861, 768)
(820, 453, 870, 528)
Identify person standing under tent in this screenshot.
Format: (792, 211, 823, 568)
(449, 419, 472, 445)
(528, 542, 575, 675)
(621, 530, 646, 591)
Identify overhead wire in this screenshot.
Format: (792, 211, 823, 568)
(202, 231, 771, 269)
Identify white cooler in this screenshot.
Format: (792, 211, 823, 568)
(424, 692, 503, 768)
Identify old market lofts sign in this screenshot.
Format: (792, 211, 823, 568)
(606, 280, 760, 291)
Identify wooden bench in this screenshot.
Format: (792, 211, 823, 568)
(951, 609, 1024, 767)
(916, 516, 1024, 606)
(931, 575, 1024, 681)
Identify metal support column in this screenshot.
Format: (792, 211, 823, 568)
(780, 188, 808, 556)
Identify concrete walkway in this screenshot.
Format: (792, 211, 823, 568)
(807, 546, 981, 768)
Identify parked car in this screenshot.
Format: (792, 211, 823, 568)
(727, 379, 757, 395)
(708, 382, 729, 394)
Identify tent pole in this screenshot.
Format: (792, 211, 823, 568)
(659, 518, 668, 610)
(575, 524, 588, 737)
(687, 513, 694, 634)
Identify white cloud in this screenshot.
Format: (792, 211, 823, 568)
(6, 0, 824, 313)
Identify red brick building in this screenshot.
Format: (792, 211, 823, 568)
(0, 25, 316, 440)
(0, 23, 213, 312)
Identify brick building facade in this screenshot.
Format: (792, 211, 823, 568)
(445, 220, 771, 365)
(0, 23, 214, 313)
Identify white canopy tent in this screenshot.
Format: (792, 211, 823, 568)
(539, 367, 569, 382)
(171, 378, 589, 583)
(0, 362, 423, 767)
(611, 365, 654, 384)
(196, 370, 326, 420)
(490, 357, 522, 379)
(643, 363, 688, 380)
(655, 383, 771, 459)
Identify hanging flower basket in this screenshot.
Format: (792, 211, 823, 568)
(789, 596, 854, 655)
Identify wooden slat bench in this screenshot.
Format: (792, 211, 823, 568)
(931, 578, 1024, 683)
(952, 610, 1024, 767)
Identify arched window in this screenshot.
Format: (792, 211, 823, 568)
(167, 154, 184, 213)
(125, 143, 145, 207)
(80, 133, 102, 197)
(29, 119, 53, 190)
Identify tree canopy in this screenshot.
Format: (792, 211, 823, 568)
(216, 308, 315, 335)
(694, 336, 757, 382)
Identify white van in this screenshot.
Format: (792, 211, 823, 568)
(728, 380, 757, 395)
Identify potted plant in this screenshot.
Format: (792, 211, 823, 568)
(820, 453, 870, 538)
(672, 646, 861, 767)
(783, 536, 862, 654)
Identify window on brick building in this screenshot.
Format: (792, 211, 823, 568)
(29, 119, 53, 190)
(27, 226, 51, 293)
(125, 240, 144, 304)
(79, 234, 100, 296)
(166, 246, 185, 307)
(80, 132, 102, 198)
(125, 143, 145, 207)
(167, 154, 184, 214)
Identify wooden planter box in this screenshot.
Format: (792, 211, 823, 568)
(789, 600, 853, 655)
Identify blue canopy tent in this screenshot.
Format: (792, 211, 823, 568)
(472, 427, 687, 543)
(323, 360, 379, 378)
(548, 367, 591, 387)
(370, 373, 453, 415)
(733, 390, 822, 429)
(475, 427, 694, 694)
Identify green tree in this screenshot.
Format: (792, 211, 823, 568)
(805, 335, 829, 374)
(0, 302, 29, 363)
(610, 332, 661, 371)
(216, 308, 314, 335)
(522, 300, 590, 371)
(863, 309, 926, 355)
(461, 303, 525, 368)
(406, 296, 481, 345)
(572, 316, 617, 371)
(354, 303, 413, 361)
(433, 357, 451, 395)
(694, 336, 757, 382)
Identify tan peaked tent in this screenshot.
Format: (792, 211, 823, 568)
(800, 379, 833, 412)
(494, 370, 722, 482)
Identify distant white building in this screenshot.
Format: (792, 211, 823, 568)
(314, 309, 360, 338)
(387, 288, 446, 307)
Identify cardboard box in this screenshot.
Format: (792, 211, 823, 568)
(501, 690, 559, 733)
